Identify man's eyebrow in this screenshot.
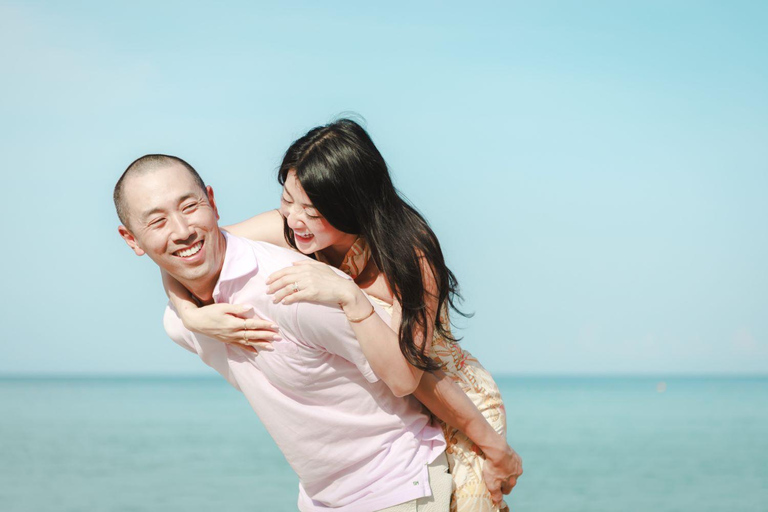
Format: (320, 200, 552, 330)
(139, 193, 199, 221)
(140, 207, 165, 221)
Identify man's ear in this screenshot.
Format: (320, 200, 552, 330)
(118, 225, 146, 256)
(206, 185, 220, 221)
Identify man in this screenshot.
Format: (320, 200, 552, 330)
(114, 154, 451, 512)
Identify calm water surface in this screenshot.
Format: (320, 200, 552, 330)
(1, 376, 766, 511)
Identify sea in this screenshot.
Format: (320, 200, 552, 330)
(1, 376, 766, 512)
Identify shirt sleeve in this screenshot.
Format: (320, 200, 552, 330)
(163, 305, 241, 391)
(293, 300, 384, 384)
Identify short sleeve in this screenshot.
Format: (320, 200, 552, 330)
(293, 301, 381, 384)
(163, 306, 197, 354)
(163, 305, 241, 391)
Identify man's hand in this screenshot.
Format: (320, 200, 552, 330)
(483, 443, 523, 510)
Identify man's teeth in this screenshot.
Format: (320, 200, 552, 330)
(177, 241, 203, 257)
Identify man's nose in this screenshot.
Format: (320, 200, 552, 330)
(169, 213, 195, 242)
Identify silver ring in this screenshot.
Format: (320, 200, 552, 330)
(292, 282, 300, 293)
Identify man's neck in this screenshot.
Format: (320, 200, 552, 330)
(177, 230, 227, 306)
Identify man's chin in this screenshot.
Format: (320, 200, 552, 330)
(158, 258, 209, 283)
(170, 266, 209, 282)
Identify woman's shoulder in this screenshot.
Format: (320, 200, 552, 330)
(356, 262, 395, 305)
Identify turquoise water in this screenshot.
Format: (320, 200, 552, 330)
(1, 376, 766, 511)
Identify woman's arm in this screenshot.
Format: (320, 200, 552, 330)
(157, 209, 286, 347)
(223, 209, 289, 247)
(343, 286, 426, 396)
(267, 259, 432, 397)
(162, 269, 206, 321)
(414, 370, 523, 505)
(161, 270, 279, 350)
(267, 259, 522, 500)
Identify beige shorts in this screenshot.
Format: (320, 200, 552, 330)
(376, 452, 452, 512)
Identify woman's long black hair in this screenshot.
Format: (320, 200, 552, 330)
(278, 118, 467, 372)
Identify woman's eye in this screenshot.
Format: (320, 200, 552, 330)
(305, 211, 322, 219)
(280, 196, 292, 204)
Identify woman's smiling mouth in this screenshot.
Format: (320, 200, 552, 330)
(294, 231, 314, 242)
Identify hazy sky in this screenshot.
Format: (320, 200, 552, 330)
(1, 1, 766, 376)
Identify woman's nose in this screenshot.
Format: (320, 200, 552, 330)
(285, 204, 305, 229)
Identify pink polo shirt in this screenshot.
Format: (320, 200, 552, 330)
(163, 232, 445, 512)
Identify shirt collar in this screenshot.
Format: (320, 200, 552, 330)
(212, 231, 260, 303)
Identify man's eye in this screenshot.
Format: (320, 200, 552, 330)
(150, 218, 166, 227)
(183, 203, 198, 212)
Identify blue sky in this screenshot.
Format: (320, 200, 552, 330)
(1, 1, 766, 375)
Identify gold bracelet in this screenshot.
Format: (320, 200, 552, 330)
(345, 304, 376, 323)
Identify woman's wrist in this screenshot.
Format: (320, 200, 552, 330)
(178, 303, 203, 331)
(479, 433, 512, 462)
(339, 284, 371, 317)
(179, 309, 196, 331)
(463, 413, 509, 459)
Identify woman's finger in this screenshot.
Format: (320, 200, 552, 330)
(242, 329, 282, 342)
(266, 265, 304, 285)
(272, 281, 305, 304)
(269, 275, 310, 302)
(224, 338, 256, 350)
(243, 318, 279, 332)
(502, 477, 517, 493)
(206, 302, 252, 316)
(291, 260, 325, 267)
(487, 479, 503, 507)
(267, 274, 305, 295)
(280, 289, 316, 306)
(245, 341, 275, 352)
(221, 314, 249, 330)
(225, 336, 276, 351)
(223, 304, 254, 318)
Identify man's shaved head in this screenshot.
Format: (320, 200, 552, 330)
(114, 154, 206, 228)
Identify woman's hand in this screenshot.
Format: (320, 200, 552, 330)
(267, 260, 359, 307)
(482, 441, 523, 509)
(181, 303, 280, 353)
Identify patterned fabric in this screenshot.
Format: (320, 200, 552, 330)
(429, 306, 508, 512)
(315, 236, 371, 279)
(326, 238, 508, 512)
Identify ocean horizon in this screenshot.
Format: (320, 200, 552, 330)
(2, 375, 766, 511)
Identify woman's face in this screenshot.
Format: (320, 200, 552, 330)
(280, 170, 356, 258)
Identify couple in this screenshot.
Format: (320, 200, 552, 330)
(114, 119, 523, 511)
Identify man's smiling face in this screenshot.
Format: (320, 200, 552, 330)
(118, 163, 225, 297)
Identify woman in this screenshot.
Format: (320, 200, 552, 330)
(164, 119, 522, 511)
